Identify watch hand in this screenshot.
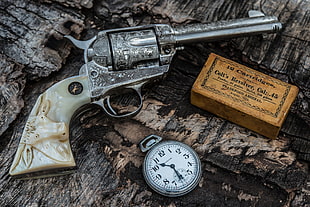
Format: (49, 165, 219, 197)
(164, 158, 172, 164)
(159, 158, 172, 167)
(159, 163, 169, 167)
(170, 164, 184, 180)
(158, 161, 184, 180)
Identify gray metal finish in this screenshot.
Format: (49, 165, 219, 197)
(173, 11, 281, 44)
(66, 10, 282, 118)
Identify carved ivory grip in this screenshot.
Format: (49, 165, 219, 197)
(10, 76, 91, 176)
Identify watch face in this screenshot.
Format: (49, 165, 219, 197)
(142, 140, 201, 197)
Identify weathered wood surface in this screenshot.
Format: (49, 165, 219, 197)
(0, 0, 309, 206)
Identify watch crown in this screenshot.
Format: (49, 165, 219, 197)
(139, 135, 163, 152)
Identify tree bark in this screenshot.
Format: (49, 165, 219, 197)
(0, 0, 309, 206)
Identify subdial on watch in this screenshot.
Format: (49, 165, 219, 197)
(173, 168, 191, 183)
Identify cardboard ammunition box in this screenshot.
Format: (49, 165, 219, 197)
(191, 53, 299, 139)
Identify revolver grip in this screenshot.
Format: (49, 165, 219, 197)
(9, 75, 91, 177)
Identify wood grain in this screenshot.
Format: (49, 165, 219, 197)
(0, 0, 309, 206)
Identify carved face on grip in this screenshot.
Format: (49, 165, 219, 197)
(10, 94, 74, 176)
(23, 98, 68, 144)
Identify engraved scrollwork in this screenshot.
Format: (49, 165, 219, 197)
(154, 24, 176, 45)
(109, 29, 160, 70)
(154, 24, 176, 65)
(87, 62, 107, 89)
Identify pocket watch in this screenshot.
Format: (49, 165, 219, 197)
(139, 135, 202, 197)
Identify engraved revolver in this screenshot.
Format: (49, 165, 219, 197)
(10, 10, 282, 177)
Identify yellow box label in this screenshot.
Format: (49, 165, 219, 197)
(200, 56, 291, 118)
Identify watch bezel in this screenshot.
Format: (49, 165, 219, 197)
(142, 140, 202, 197)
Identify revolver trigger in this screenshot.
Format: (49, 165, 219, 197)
(101, 92, 143, 118)
(93, 82, 146, 118)
(103, 96, 118, 116)
(248, 10, 265, 18)
(65, 35, 96, 50)
(92, 97, 118, 116)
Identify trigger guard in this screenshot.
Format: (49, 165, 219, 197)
(102, 89, 143, 118)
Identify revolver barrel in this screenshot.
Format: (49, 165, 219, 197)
(173, 10, 282, 44)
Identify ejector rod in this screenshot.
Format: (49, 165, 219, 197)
(173, 11, 282, 44)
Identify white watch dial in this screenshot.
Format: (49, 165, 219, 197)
(143, 140, 201, 197)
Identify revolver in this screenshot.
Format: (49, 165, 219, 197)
(10, 10, 282, 178)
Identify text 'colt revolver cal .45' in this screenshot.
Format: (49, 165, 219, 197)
(10, 10, 282, 178)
